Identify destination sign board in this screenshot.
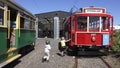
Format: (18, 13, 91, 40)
(83, 7, 106, 13)
(85, 9, 103, 13)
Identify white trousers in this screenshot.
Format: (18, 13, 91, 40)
(43, 52, 50, 60)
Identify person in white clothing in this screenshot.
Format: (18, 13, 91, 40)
(42, 40, 51, 62)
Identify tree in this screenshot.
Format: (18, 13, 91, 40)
(112, 30, 120, 52)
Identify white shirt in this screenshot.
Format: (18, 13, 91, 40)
(45, 44, 51, 53)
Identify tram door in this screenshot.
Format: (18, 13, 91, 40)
(7, 7, 17, 49)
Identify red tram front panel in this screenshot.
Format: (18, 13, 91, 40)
(76, 33, 102, 46)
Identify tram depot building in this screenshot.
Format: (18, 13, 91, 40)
(35, 11, 69, 38)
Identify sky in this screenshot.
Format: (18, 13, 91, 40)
(15, 0, 120, 25)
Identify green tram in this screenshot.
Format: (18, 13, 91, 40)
(0, 0, 36, 67)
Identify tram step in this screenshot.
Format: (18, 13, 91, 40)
(0, 54, 21, 67)
(6, 54, 21, 63)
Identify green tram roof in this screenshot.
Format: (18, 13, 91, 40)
(3, 0, 36, 19)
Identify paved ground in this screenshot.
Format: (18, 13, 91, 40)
(3, 38, 114, 68)
(4, 38, 75, 68)
(77, 57, 107, 68)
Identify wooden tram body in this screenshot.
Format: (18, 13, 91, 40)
(65, 7, 113, 55)
(0, 0, 36, 66)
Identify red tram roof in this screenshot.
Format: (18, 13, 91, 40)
(72, 7, 112, 17)
(73, 13, 112, 17)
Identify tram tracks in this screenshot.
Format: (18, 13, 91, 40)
(73, 56, 78, 68)
(99, 57, 112, 68)
(73, 56, 112, 68)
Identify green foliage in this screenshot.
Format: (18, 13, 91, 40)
(112, 30, 120, 52)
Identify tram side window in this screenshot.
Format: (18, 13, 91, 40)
(101, 17, 108, 30)
(110, 18, 113, 30)
(10, 11, 17, 28)
(65, 22, 70, 31)
(77, 16, 87, 30)
(24, 20, 30, 29)
(32, 22, 35, 29)
(30, 21, 35, 29)
(0, 2, 4, 7)
(20, 17, 25, 28)
(8, 7, 17, 28)
(30, 21, 33, 29)
(89, 16, 99, 30)
(0, 9, 4, 25)
(71, 18, 75, 30)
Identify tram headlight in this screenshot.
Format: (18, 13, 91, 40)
(91, 36, 96, 42)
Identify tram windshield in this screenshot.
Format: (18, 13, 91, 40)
(89, 16, 99, 30)
(77, 16, 109, 31)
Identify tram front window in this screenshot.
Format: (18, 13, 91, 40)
(101, 17, 108, 30)
(89, 16, 99, 30)
(77, 16, 87, 30)
(0, 9, 4, 25)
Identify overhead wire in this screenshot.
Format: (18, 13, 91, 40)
(69, 0, 79, 14)
(33, 0, 41, 14)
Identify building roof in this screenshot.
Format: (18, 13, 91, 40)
(35, 11, 69, 25)
(35, 11, 69, 19)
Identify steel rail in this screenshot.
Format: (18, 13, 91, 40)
(74, 56, 78, 68)
(99, 57, 112, 68)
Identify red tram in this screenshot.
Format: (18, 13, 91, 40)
(64, 7, 114, 55)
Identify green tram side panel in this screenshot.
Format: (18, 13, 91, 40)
(0, 28, 7, 55)
(16, 29, 35, 48)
